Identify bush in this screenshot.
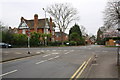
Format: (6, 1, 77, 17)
(77, 37, 85, 45)
(48, 41, 62, 46)
(12, 34, 28, 47)
(69, 41, 77, 46)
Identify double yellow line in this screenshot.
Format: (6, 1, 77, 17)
(70, 56, 93, 80)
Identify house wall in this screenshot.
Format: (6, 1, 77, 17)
(17, 14, 56, 42)
(55, 35, 68, 41)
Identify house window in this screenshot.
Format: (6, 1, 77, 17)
(22, 29, 26, 34)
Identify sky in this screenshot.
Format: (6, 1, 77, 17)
(0, 0, 107, 35)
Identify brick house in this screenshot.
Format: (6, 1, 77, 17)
(18, 14, 55, 41)
(55, 32, 68, 41)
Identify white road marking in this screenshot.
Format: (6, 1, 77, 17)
(0, 70, 18, 77)
(48, 56, 60, 60)
(36, 56, 60, 64)
(43, 54, 51, 57)
(102, 51, 108, 52)
(52, 53, 59, 55)
(64, 51, 71, 54)
(36, 60, 47, 64)
(48, 58, 54, 60)
(41, 50, 44, 52)
(15, 52, 22, 54)
(64, 50, 74, 54)
(54, 56, 60, 59)
(46, 50, 50, 51)
(52, 50, 56, 51)
(36, 52, 41, 54)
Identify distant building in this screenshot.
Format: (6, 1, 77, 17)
(55, 32, 68, 41)
(18, 14, 56, 41)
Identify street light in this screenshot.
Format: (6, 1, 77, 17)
(43, 8, 47, 46)
(27, 28, 30, 54)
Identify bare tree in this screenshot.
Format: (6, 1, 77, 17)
(104, 0, 120, 28)
(0, 21, 8, 31)
(80, 25, 87, 36)
(46, 3, 79, 45)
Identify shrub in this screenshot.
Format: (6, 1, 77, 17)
(48, 41, 62, 46)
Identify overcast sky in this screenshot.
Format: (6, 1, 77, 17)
(0, 0, 107, 35)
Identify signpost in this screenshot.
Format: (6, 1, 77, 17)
(27, 29, 30, 54)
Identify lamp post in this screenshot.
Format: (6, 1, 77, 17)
(43, 8, 47, 46)
(117, 23, 120, 66)
(27, 28, 30, 54)
(117, 1, 120, 66)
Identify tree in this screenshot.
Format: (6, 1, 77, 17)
(80, 25, 87, 36)
(47, 3, 79, 45)
(30, 32, 41, 47)
(69, 24, 85, 45)
(12, 34, 27, 47)
(69, 24, 82, 39)
(70, 32, 80, 41)
(0, 21, 9, 43)
(104, 0, 120, 28)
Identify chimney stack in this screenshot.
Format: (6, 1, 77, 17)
(50, 17, 53, 33)
(34, 14, 38, 32)
(21, 17, 24, 22)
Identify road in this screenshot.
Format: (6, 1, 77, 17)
(1, 45, 118, 79)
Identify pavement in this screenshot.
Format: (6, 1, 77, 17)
(1, 48, 52, 62)
(84, 47, 120, 78)
(1, 45, 120, 79)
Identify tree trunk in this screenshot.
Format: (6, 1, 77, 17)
(60, 31, 64, 45)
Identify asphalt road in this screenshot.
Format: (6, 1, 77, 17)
(1, 45, 117, 78)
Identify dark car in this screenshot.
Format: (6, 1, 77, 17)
(0, 43, 12, 48)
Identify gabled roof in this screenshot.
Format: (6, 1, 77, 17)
(18, 17, 56, 29)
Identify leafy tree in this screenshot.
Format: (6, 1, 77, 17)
(70, 32, 80, 41)
(30, 32, 41, 47)
(69, 24, 82, 40)
(12, 34, 27, 47)
(0, 21, 9, 42)
(69, 24, 82, 38)
(69, 24, 85, 45)
(2, 30, 14, 44)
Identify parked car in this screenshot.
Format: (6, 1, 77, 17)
(0, 43, 12, 48)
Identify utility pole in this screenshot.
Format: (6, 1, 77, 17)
(117, 1, 120, 66)
(27, 28, 30, 54)
(43, 8, 47, 46)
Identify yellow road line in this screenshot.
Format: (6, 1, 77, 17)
(69, 61, 86, 80)
(70, 55, 94, 80)
(75, 57, 92, 79)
